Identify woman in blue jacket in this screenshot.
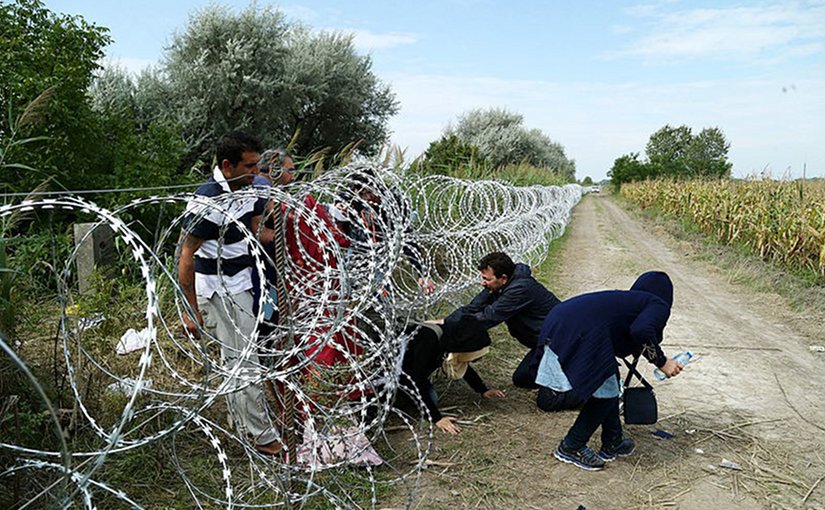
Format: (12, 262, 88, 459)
(534, 271, 684, 471)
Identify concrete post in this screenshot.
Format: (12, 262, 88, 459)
(73, 223, 115, 294)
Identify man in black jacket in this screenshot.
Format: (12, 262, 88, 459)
(438, 252, 581, 410)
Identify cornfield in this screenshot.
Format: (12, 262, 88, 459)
(621, 179, 825, 281)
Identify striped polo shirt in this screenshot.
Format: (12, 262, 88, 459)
(184, 167, 265, 299)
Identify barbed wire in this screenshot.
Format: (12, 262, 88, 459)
(0, 163, 582, 509)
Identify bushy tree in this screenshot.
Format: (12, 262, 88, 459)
(646, 124, 732, 179)
(687, 127, 732, 178)
(156, 4, 398, 168)
(421, 134, 489, 174)
(608, 152, 653, 188)
(445, 107, 575, 180)
(88, 67, 189, 200)
(0, 0, 111, 192)
(611, 124, 733, 187)
(645, 125, 693, 177)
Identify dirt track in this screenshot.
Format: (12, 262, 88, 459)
(400, 194, 825, 510)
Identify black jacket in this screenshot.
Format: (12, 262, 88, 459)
(401, 321, 490, 422)
(446, 263, 560, 348)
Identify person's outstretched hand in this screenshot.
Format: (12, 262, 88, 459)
(660, 358, 684, 378)
(418, 277, 436, 296)
(483, 389, 506, 399)
(436, 416, 461, 435)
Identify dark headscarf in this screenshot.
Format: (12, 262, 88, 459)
(630, 271, 673, 307)
(441, 315, 491, 353)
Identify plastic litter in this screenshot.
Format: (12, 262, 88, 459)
(117, 327, 152, 355)
(809, 345, 825, 353)
(106, 377, 153, 396)
(695, 448, 704, 454)
(652, 429, 674, 439)
(719, 458, 743, 470)
(76, 313, 105, 332)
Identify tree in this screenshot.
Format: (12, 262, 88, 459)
(445, 107, 576, 180)
(581, 176, 593, 186)
(283, 29, 398, 156)
(608, 152, 652, 189)
(688, 127, 732, 178)
(0, 0, 111, 193)
(645, 124, 693, 177)
(156, 4, 398, 168)
(421, 134, 489, 174)
(645, 124, 732, 179)
(88, 67, 189, 199)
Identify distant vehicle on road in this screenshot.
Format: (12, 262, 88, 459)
(590, 185, 601, 193)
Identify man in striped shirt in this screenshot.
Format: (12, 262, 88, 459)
(178, 131, 281, 455)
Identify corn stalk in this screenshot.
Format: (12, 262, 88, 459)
(622, 178, 825, 281)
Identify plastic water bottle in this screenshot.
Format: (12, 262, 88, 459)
(653, 351, 693, 381)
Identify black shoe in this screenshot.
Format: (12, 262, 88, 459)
(598, 437, 635, 462)
(554, 441, 606, 471)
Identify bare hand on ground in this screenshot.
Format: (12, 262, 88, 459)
(436, 416, 461, 435)
(483, 389, 506, 399)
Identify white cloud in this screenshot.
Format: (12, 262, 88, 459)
(609, 3, 825, 62)
(315, 27, 418, 52)
(349, 29, 418, 51)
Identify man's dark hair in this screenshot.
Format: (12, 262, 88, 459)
(477, 252, 515, 279)
(216, 131, 263, 167)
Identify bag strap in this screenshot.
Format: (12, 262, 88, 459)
(622, 355, 654, 391)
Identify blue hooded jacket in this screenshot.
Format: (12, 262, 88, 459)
(447, 263, 560, 348)
(536, 271, 672, 399)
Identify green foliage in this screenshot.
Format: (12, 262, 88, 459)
(1, 86, 58, 339)
(610, 124, 733, 188)
(581, 176, 593, 186)
(645, 124, 694, 176)
(0, 236, 13, 338)
(284, 29, 398, 155)
(0, 0, 111, 193)
(496, 162, 569, 186)
(441, 107, 576, 180)
(155, 4, 398, 167)
(645, 124, 732, 179)
(87, 66, 193, 208)
(608, 152, 655, 189)
(420, 134, 490, 174)
(688, 127, 733, 178)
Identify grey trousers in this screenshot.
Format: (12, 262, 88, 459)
(199, 290, 279, 446)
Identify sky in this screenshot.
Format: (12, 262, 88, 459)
(44, 0, 825, 181)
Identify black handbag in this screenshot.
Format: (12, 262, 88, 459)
(621, 355, 658, 424)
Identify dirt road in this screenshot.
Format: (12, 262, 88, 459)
(401, 194, 825, 510)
